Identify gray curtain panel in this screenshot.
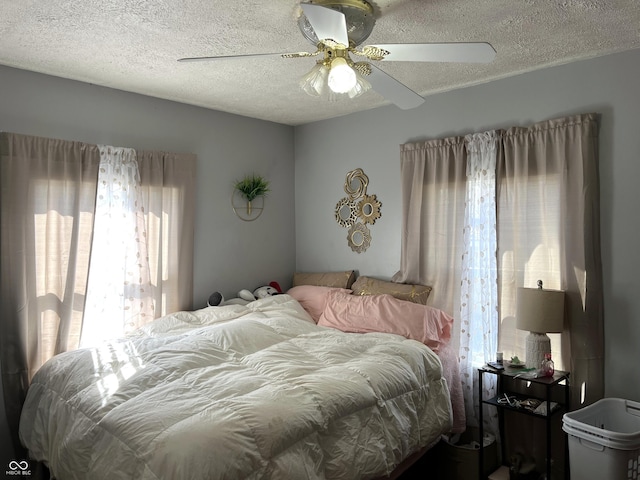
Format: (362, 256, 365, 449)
(499, 113, 603, 408)
(0, 132, 100, 454)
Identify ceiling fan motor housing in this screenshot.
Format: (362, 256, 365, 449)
(298, 0, 375, 46)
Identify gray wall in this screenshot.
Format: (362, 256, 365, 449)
(0, 65, 295, 464)
(294, 48, 640, 403)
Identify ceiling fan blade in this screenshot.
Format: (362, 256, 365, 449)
(300, 3, 349, 47)
(368, 42, 496, 63)
(366, 64, 425, 110)
(178, 52, 290, 62)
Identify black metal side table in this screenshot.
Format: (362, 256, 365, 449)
(478, 364, 570, 479)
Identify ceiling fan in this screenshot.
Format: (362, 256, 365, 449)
(178, 0, 496, 110)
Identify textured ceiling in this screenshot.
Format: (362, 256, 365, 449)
(1, 0, 639, 126)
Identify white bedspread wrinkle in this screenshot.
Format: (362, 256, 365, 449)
(19, 295, 452, 480)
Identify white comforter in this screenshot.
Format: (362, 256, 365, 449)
(19, 295, 452, 480)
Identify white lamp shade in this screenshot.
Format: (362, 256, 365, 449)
(516, 286, 565, 333)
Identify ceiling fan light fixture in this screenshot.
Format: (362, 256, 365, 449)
(327, 57, 357, 93)
(300, 62, 329, 96)
(346, 72, 371, 99)
(300, 61, 369, 100)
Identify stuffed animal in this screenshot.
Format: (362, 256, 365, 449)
(206, 291, 252, 307)
(207, 291, 225, 307)
(208, 281, 282, 307)
(253, 281, 282, 299)
(252, 285, 279, 299)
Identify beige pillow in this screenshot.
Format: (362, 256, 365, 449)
(292, 271, 356, 289)
(350, 276, 432, 305)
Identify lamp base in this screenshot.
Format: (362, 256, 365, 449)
(525, 332, 551, 369)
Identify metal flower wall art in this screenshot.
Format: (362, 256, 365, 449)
(334, 168, 382, 253)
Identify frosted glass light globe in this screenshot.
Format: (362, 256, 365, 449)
(328, 58, 357, 94)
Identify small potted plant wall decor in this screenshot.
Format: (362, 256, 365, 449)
(232, 174, 270, 221)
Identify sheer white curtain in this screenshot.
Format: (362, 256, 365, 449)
(81, 146, 155, 347)
(459, 131, 499, 429)
(81, 147, 196, 347)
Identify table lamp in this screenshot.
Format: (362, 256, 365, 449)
(516, 280, 565, 369)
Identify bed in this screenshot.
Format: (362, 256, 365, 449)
(19, 281, 463, 479)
